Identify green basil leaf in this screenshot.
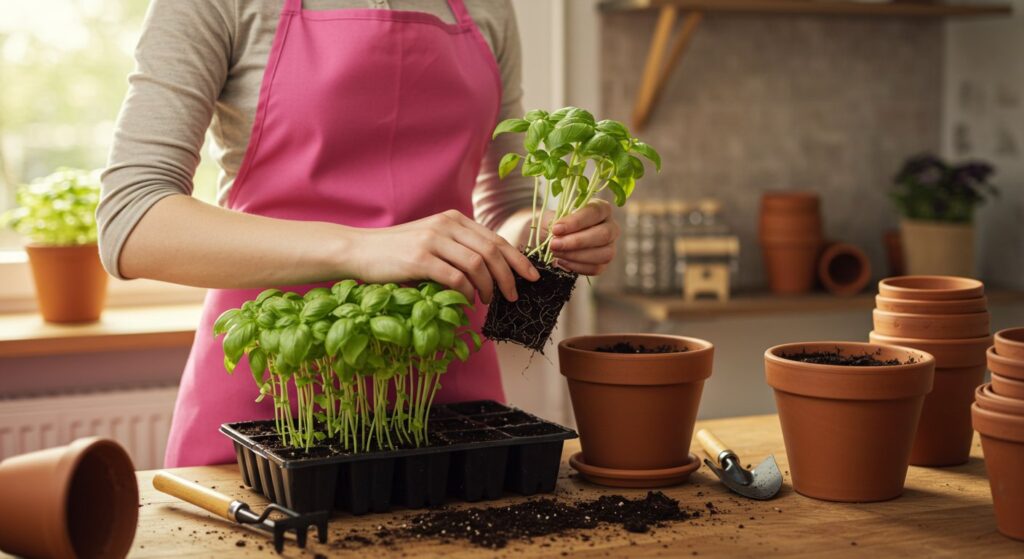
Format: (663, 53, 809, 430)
(546, 123, 594, 150)
(419, 282, 441, 297)
(596, 119, 630, 140)
(413, 322, 440, 357)
(565, 107, 595, 124)
(342, 334, 369, 366)
(311, 319, 331, 342)
(453, 338, 470, 362)
(411, 299, 438, 328)
(248, 348, 267, 385)
(303, 287, 331, 301)
(630, 155, 645, 179)
(280, 324, 312, 366)
(300, 296, 336, 322)
(360, 288, 390, 313)
(548, 107, 572, 121)
(582, 132, 617, 156)
(391, 287, 423, 306)
(331, 302, 360, 318)
(632, 141, 662, 172)
(325, 318, 354, 357)
(438, 322, 454, 348)
(525, 119, 552, 152)
(255, 289, 282, 304)
(433, 289, 470, 307)
(437, 306, 462, 326)
(274, 314, 297, 328)
(370, 315, 410, 347)
(608, 179, 627, 207)
(524, 109, 548, 122)
(223, 321, 256, 361)
(468, 330, 483, 350)
(224, 355, 238, 374)
(213, 308, 240, 336)
(492, 118, 530, 138)
(498, 153, 522, 180)
(259, 328, 280, 353)
(331, 279, 358, 303)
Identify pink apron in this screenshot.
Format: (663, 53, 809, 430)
(165, 0, 504, 467)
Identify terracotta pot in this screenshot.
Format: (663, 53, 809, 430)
(874, 295, 988, 315)
(559, 334, 713, 486)
(972, 404, 1024, 541)
(883, 229, 905, 277)
(0, 438, 138, 559)
(761, 191, 820, 212)
(817, 242, 871, 296)
(975, 384, 1024, 417)
(994, 328, 1024, 361)
(878, 275, 984, 301)
(759, 213, 823, 241)
(765, 341, 934, 502)
(868, 331, 991, 368)
(900, 219, 974, 277)
(907, 365, 986, 466)
(872, 309, 990, 339)
(761, 240, 823, 295)
(25, 244, 108, 323)
(992, 374, 1024, 399)
(988, 347, 1024, 381)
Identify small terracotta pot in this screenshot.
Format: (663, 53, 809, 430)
(817, 242, 871, 296)
(25, 244, 108, 323)
(559, 334, 713, 486)
(869, 331, 991, 368)
(761, 240, 823, 295)
(988, 347, 1024, 381)
(872, 309, 990, 339)
(874, 295, 988, 315)
(759, 213, 823, 241)
(972, 404, 1024, 541)
(761, 191, 820, 212)
(975, 384, 1024, 417)
(765, 341, 934, 502)
(0, 438, 138, 559)
(992, 374, 1024, 399)
(908, 365, 987, 466)
(878, 275, 984, 301)
(994, 328, 1024, 361)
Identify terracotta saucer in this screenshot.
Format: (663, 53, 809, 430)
(568, 452, 701, 488)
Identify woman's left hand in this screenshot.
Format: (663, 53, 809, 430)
(548, 199, 620, 276)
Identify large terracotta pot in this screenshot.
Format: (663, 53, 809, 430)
(992, 374, 1024, 399)
(878, 275, 984, 301)
(975, 384, 1024, 417)
(874, 295, 987, 314)
(817, 242, 871, 296)
(868, 331, 991, 368)
(765, 341, 934, 502)
(907, 365, 987, 466)
(900, 219, 975, 277)
(995, 327, 1024, 360)
(0, 438, 138, 559)
(872, 309, 990, 339)
(25, 243, 108, 323)
(559, 334, 713, 487)
(972, 404, 1024, 541)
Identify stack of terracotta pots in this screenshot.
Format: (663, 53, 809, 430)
(869, 276, 992, 466)
(759, 192, 823, 294)
(973, 327, 1024, 540)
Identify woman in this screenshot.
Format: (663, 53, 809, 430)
(99, 0, 619, 467)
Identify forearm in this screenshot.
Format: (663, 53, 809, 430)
(118, 195, 354, 288)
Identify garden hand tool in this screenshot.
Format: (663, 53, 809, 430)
(153, 471, 329, 552)
(697, 429, 782, 500)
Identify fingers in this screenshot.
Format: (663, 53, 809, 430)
(554, 258, 605, 276)
(425, 259, 475, 303)
(444, 210, 540, 284)
(551, 199, 612, 236)
(552, 244, 616, 265)
(450, 226, 520, 303)
(549, 220, 620, 253)
(433, 237, 496, 304)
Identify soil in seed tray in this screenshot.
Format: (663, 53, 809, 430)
(482, 254, 578, 352)
(399, 491, 697, 549)
(271, 446, 337, 460)
(781, 349, 907, 366)
(476, 411, 536, 428)
(593, 342, 687, 354)
(447, 401, 509, 415)
(233, 421, 278, 437)
(438, 429, 511, 444)
(429, 417, 483, 431)
(499, 422, 565, 437)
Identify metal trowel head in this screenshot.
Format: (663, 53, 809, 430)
(697, 428, 783, 500)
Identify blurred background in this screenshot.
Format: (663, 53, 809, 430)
(1, 0, 1021, 469)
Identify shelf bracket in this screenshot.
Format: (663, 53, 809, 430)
(631, 7, 703, 131)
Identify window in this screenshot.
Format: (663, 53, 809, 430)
(0, 0, 219, 250)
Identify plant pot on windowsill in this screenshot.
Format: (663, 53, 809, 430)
(558, 334, 713, 488)
(25, 243, 108, 323)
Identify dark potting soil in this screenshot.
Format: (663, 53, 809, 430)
(428, 417, 483, 431)
(448, 400, 508, 415)
(780, 349, 906, 366)
(482, 254, 578, 352)
(499, 422, 566, 437)
(476, 410, 536, 428)
(232, 421, 278, 437)
(398, 491, 697, 549)
(593, 342, 687, 354)
(438, 429, 512, 444)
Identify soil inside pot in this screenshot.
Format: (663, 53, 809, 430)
(482, 254, 578, 352)
(593, 342, 687, 354)
(780, 350, 907, 366)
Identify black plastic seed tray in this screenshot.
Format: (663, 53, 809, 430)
(221, 401, 577, 514)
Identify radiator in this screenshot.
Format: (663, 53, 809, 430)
(0, 386, 178, 470)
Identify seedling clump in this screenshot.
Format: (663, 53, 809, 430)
(482, 107, 661, 351)
(215, 281, 481, 452)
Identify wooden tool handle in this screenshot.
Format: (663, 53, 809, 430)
(696, 429, 734, 464)
(153, 471, 236, 521)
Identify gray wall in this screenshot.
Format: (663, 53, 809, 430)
(600, 12, 944, 289)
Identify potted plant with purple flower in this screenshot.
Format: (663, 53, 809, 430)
(891, 154, 997, 276)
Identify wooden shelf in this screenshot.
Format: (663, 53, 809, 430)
(0, 304, 201, 358)
(596, 288, 1024, 322)
(601, 0, 1012, 17)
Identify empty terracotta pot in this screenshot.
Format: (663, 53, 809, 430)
(878, 275, 984, 301)
(972, 404, 1024, 541)
(995, 328, 1024, 360)
(907, 365, 987, 466)
(992, 374, 1024, 399)
(766, 341, 934, 502)
(761, 241, 823, 295)
(874, 295, 988, 315)
(872, 309, 990, 339)
(869, 331, 991, 368)
(817, 242, 871, 296)
(25, 244, 108, 323)
(559, 334, 713, 487)
(988, 347, 1024, 381)
(0, 438, 138, 559)
(975, 384, 1024, 417)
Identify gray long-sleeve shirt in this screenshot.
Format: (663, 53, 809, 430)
(98, 0, 533, 279)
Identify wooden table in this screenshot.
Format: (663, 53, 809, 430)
(126, 414, 1022, 558)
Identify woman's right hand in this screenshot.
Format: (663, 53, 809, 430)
(349, 210, 539, 304)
